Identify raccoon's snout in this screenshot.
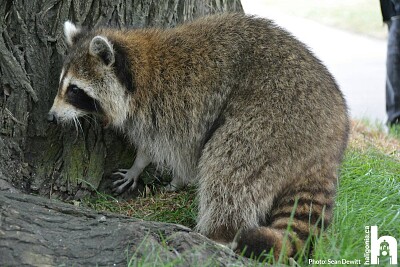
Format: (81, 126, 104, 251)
(47, 112, 58, 124)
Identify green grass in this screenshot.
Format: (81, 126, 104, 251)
(248, 0, 387, 39)
(389, 124, 400, 140)
(82, 123, 400, 266)
(313, 147, 400, 265)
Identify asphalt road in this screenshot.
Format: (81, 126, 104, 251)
(241, 2, 387, 123)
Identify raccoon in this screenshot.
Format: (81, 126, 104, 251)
(48, 13, 349, 260)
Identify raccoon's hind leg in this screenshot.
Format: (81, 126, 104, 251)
(195, 125, 277, 245)
(112, 149, 151, 194)
(197, 118, 337, 260)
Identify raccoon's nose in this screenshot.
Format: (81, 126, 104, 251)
(47, 112, 57, 124)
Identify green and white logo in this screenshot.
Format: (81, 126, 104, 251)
(365, 226, 398, 265)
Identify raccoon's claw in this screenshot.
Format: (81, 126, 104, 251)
(113, 181, 138, 194)
(112, 170, 128, 181)
(112, 169, 138, 194)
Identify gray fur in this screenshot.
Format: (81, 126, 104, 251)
(49, 14, 349, 259)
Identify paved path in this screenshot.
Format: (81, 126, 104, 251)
(241, 1, 387, 123)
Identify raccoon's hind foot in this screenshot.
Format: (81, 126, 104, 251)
(112, 169, 139, 194)
(162, 176, 187, 192)
(162, 183, 179, 192)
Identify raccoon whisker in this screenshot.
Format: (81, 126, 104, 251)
(76, 117, 84, 135)
(90, 115, 100, 129)
(83, 114, 99, 129)
(72, 117, 79, 139)
(81, 116, 93, 128)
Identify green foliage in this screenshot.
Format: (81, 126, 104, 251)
(312, 147, 400, 264)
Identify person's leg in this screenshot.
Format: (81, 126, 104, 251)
(387, 3, 400, 124)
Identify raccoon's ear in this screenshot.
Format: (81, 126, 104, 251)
(89, 36, 115, 66)
(64, 21, 81, 46)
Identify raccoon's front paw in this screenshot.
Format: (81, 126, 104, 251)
(112, 169, 139, 194)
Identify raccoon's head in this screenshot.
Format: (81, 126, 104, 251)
(48, 21, 133, 128)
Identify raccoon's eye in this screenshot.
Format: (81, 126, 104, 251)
(65, 83, 102, 113)
(67, 85, 80, 95)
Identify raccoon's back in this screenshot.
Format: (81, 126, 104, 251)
(170, 13, 346, 110)
(176, 13, 348, 153)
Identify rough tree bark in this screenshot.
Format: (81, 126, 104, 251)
(0, 0, 243, 199)
(0, 191, 257, 266)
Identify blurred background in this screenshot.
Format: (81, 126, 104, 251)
(241, 0, 387, 123)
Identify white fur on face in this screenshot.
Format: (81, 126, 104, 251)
(49, 94, 82, 125)
(54, 67, 130, 129)
(101, 80, 129, 128)
(60, 71, 94, 98)
(50, 71, 89, 124)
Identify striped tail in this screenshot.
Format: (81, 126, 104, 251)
(231, 182, 335, 262)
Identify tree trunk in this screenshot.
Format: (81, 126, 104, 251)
(0, 0, 243, 199)
(0, 190, 256, 266)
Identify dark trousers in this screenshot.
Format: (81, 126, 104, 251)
(386, 17, 400, 124)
